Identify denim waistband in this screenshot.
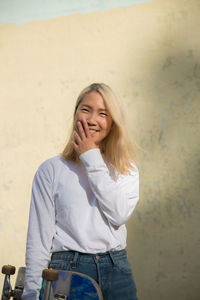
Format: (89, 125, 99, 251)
(51, 249, 127, 261)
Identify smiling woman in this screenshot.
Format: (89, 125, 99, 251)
(22, 83, 139, 300)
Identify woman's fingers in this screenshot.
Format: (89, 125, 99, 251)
(72, 140, 78, 149)
(74, 130, 82, 144)
(77, 121, 86, 139)
(72, 132, 81, 154)
(82, 119, 91, 138)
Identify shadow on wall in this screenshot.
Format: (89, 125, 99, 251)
(126, 16, 200, 300)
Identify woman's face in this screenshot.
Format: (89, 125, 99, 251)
(75, 91, 113, 146)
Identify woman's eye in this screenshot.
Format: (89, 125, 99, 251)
(81, 108, 89, 112)
(100, 112, 108, 117)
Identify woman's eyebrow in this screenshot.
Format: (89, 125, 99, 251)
(80, 104, 91, 108)
(80, 104, 108, 111)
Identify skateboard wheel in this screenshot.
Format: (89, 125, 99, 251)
(42, 269, 58, 281)
(2, 265, 16, 275)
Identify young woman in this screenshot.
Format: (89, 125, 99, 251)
(22, 83, 139, 300)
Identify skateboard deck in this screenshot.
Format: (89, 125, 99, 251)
(40, 269, 103, 300)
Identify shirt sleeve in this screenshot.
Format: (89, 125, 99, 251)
(22, 163, 56, 300)
(80, 149, 139, 227)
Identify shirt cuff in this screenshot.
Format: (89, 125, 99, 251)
(79, 148, 105, 168)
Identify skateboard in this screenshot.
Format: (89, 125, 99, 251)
(1, 266, 103, 300)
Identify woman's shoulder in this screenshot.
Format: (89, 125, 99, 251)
(36, 154, 71, 176)
(33, 155, 72, 183)
(37, 155, 62, 170)
(37, 155, 78, 175)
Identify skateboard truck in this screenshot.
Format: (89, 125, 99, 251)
(42, 269, 59, 300)
(1, 266, 25, 300)
(1, 265, 16, 300)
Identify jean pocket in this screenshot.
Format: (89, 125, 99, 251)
(114, 256, 133, 275)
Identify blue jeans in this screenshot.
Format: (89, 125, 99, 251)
(49, 249, 138, 300)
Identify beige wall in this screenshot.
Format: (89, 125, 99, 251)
(0, 0, 200, 299)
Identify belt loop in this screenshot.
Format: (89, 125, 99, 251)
(70, 251, 79, 269)
(109, 251, 117, 269)
(93, 255, 101, 286)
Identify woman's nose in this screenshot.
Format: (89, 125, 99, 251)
(87, 113, 97, 124)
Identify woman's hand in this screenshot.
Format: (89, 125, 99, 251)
(72, 119, 99, 156)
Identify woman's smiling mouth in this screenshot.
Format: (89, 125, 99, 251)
(89, 128, 100, 132)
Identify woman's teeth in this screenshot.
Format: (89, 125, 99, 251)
(89, 129, 98, 132)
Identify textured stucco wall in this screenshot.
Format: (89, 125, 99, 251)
(0, 0, 200, 299)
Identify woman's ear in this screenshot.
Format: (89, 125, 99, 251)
(111, 121, 115, 129)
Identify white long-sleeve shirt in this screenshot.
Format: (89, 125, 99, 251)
(22, 149, 139, 300)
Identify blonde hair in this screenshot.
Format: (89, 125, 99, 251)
(62, 83, 137, 174)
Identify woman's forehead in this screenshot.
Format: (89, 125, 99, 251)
(80, 91, 107, 110)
